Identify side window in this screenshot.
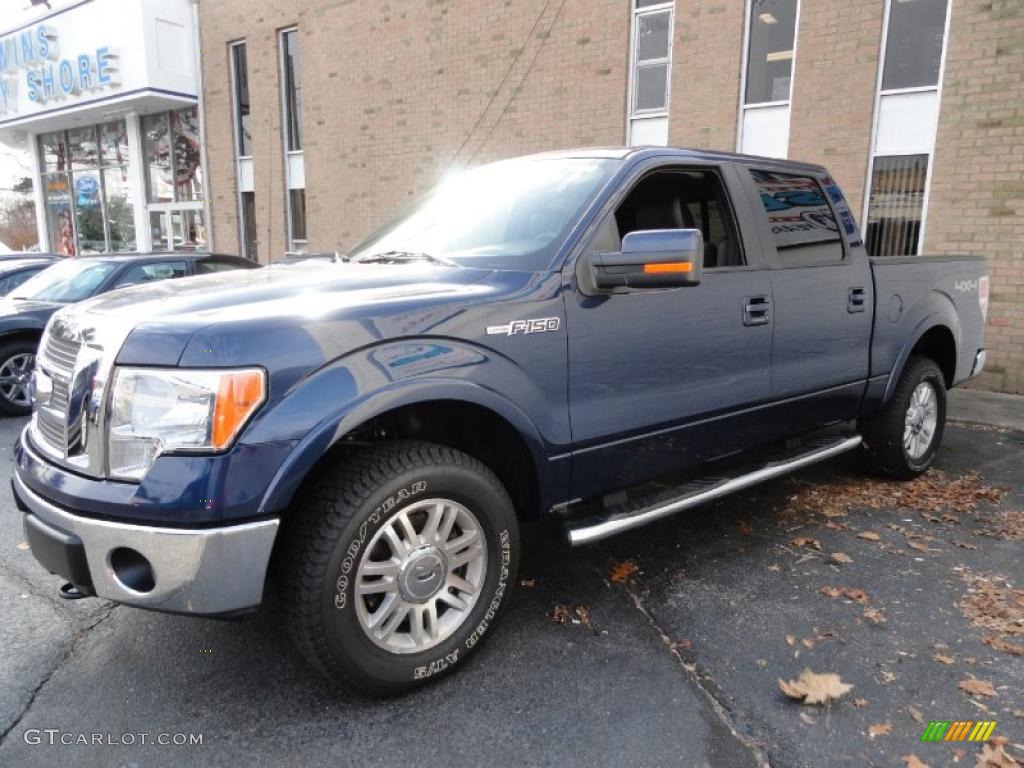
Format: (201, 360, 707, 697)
(115, 260, 188, 288)
(750, 169, 844, 266)
(0, 268, 42, 295)
(611, 169, 744, 268)
(196, 258, 243, 274)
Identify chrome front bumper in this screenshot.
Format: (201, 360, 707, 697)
(14, 473, 279, 615)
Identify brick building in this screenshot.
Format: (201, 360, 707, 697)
(197, 0, 1024, 393)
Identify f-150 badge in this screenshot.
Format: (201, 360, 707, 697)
(486, 317, 560, 336)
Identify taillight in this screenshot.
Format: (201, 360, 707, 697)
(979, 275, 990, 322)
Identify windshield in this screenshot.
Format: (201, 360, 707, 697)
(346, 157, 617, 271)
(12, 259, 118, 303)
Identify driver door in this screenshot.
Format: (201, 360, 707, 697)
(565, 163, 773, 500)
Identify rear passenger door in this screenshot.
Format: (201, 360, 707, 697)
(743, 167, 873, 432)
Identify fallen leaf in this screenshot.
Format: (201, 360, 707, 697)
(982, 635, 1024, 656)
(853, 698, 868, 708)
(778, 668, 853, 705)
(973, 736, 1021, 768)
(857, 531, 881, 541)
(908, 706, 926, 724)
(799, 711, 815, 725)
(863, 608, 887, 624)
(737, 519, 753, 535)
(786, 634, 796, 646)
(959, 677, 997, 697)
(820, 586, 869, 604)
(608, 560, 639, 583)
(550, 605, 572, 624)
(767, 563, 781, 572)
(830, 552, 853, 565)
(902, 756, 930, 768)
(934, 653, 956, 665)
(574, 605, 593, 630)
(881, 671, 897, 684)
(519, 578, 535, 588)
(954, 540, 981, 550)
(869, 722, 893, 738)
(801, 637, 816, 649)
(908, 540, 931, 554)
(16, 542, 29, 551)
(756, 658, 767, 668)
(790, 536, 822, 551)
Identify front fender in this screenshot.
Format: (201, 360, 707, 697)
(242, 339, 567, 516)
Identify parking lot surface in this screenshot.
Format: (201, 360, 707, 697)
(0, 412, 1021, 768)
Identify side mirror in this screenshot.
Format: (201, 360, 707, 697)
(581, 229, 704, 293)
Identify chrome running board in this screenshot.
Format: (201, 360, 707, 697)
(565, 434, 862, 546)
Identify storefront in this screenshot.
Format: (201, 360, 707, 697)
(0, 0, 209, 255)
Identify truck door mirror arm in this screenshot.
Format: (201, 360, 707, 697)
(578, 229, 705, 294)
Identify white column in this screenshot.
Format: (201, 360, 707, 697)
(27, 135, 48, 252)
(125, 113, 152, 252)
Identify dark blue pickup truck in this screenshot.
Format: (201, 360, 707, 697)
(13, 148, 987, 693)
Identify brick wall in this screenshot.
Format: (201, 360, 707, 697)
(925, 0, 1024, 394)
(788, 0, 884, 218)
(199, 0, 630, 260)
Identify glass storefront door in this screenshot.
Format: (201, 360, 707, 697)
(143, 106, 207, 252)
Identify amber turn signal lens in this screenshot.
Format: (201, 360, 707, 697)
(643, 261, 693, 274)
(212, 370, 266, 449)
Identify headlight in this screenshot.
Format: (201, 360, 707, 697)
(107, 367, 266, 481)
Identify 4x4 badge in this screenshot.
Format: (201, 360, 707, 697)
(486, 317, 560, 336)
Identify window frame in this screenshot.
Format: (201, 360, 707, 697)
(861, 0, 952, 256)
(278, 26, 307, 252)
(626, 1, 675, 145)
(229, 39, 257, 261)
(744, 166, 849, 270)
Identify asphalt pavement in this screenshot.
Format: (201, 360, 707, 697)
(0, 394, 1021, 768)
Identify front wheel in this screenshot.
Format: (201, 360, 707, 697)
(859, 356, 947, 479)
(0, 340, 37, 417)
(277, 440, 519, 695)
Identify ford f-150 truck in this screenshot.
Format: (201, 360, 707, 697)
(13, 148, 988, 694)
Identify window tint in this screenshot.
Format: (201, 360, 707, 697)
(196, 259, 244, 274)
(612, 169, 744, 268)
(115, 261, 189, 288)
(750, 169, 844, 265)
(0, 268, 43, 296)
(882, 0, 948, 91)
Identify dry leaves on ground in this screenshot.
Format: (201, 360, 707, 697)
(974, 737, 1022, 768)
(868, 722, 892, 738)
(790, 536, 822, 551)
(857, 531, 881, 541)
(908, 706, 925, 724)
(903, 756, 930, 768)
(608, 560, 639, 583)
(933, 653, 956, 665)
(550, 605, 573, 624)
(959, 677, 997, 697)
(519, 578, 535, 588)
(959, 572, 1024, 657)
(767, 563, 781, 572)
(974, 509, 1024, 541)
(853, 698, 868, 708)
(830, 552, 853, 565)
(863, 608, 886, 624)
(782, 470, 1005, 522)
(778, 669, 853, 705)
(820, 586, 870, 604)
(737, 519, 753, 535)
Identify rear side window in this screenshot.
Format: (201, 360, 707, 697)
(750, 169, 844, 266)
(115, 261, 188, 288)
(196, 258, 244, 274)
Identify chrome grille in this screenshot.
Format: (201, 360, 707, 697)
(36, 408, 66, 448)
(33, 322, 82, 455)
(40, 332, 81, 377)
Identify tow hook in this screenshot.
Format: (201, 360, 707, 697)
(59, 582, 89, 600)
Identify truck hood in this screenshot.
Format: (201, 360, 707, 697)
(0, 297, 63, 332)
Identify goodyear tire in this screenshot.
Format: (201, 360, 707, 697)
(859, 356, 947, 480)
(278, 440, 519, 695)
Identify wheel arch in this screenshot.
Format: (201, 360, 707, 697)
(882, 321, 958, 407)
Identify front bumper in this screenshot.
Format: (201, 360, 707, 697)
(13, 473, 279, 616)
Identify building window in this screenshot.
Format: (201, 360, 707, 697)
(231, 41, 257, 260)
(864, 0, 950, 256)
(627, 1, 674, 147)
(37, 120, 134, 256)
(142, 107, 207, 251)
(738, 0, 799, 158)
(280, 28, 306, 251)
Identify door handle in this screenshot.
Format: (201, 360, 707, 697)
(848, 287, 866, 313)
(743, 295, 771, 326)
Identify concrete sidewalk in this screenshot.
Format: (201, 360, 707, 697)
(948, 387, 1024, 430)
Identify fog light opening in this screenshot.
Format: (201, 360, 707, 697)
(108, 547, 156, 593)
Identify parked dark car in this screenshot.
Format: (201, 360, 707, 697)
(13, 149, 987, 694)
(0, 256, 58, 297)
(0, 252, 257, 415)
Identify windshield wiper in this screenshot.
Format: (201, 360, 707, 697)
(349, 250, 457, 267)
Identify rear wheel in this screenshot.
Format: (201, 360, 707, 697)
(0, 340, 37, 416)
(859, 356, 946, 479)
(277, 440, 519, 695)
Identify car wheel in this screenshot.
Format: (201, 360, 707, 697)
(859, 356, 947, 479)
(277, 440, 519, 695)
(0, 341, 37, 416)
